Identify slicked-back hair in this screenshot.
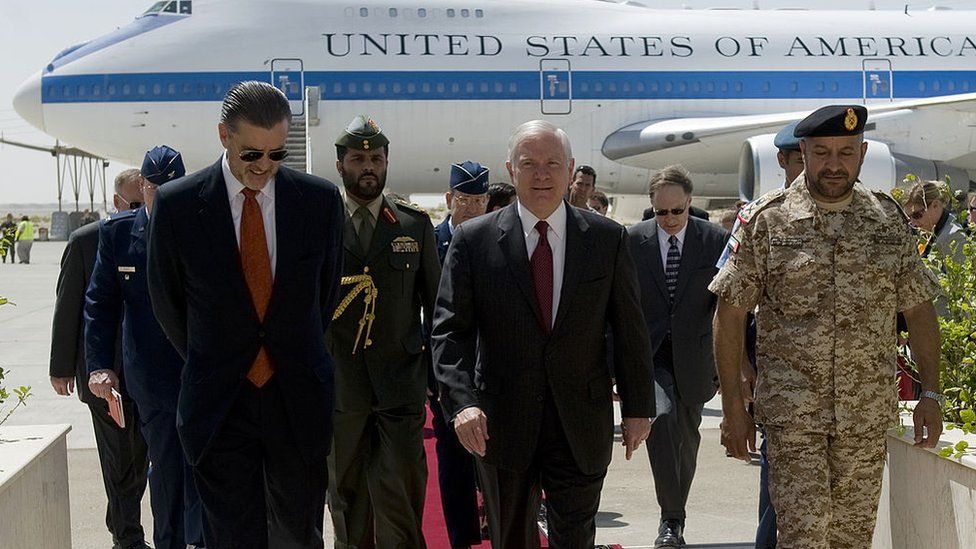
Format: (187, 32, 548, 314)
(649, 165, 694, 197)
(114, 168, 142, 194)
(220, 81, 291, 131)
(507, 120, 572, 166)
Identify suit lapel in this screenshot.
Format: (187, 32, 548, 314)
(640, 221, 669, 300)
(672, 219, 702, 305)
(365, 196, 400, 265)
(196, 159, 251, 305)
(270, 167, 304, 302)
(496, 205, 545, 332)
(552, 204, 588, 335)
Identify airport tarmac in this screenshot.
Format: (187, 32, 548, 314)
(0, 240, 758, 548)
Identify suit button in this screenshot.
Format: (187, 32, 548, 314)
(536, 395, 544, 402)
(258, 331, 266, 338)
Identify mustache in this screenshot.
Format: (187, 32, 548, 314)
(818, 169, 849, 178)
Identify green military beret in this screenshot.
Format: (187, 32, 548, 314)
(335, 115, 389, 150)
(794, 105, 867, 138)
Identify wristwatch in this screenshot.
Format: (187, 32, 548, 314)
(921, 390, 946, 408)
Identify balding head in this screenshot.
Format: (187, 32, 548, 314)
(113, 168, 144, 212)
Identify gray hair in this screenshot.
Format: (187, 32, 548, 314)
(507, 120, 573, 165)
(114, 168, 142, 194)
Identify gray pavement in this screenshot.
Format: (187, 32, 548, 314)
(2, 240, 758, 548)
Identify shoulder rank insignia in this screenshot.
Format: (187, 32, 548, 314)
(392, 236, 420, 253)
(737, 189, 786, 226)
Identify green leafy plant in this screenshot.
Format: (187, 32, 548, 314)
(0, 297, 31, 427)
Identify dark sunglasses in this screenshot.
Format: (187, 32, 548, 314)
(239, 148, 289, 163)
(654, 207, 687, 217)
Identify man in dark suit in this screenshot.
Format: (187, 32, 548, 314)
(643, 204, 710, 222)
(49, 169, 150, 549)
(431, 161, 490, 549)
(326, 116, 441, 549)
(146, 81, 344, 549)
(628, 165, 728, 548)
(432, 120, 655, 548)
(87, 146, 206, 549)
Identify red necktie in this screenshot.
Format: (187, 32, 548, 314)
(530, 220, 553, 334)
(240, 187, 274, 387)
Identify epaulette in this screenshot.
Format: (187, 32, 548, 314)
(392, 199, 429, 218)
(872, 190, 910, 222)
(105, 209, 138, 224)
(736, 188, 786, 226)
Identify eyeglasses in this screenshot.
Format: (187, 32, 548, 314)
(654, 207, 687, 217)
(239, 148, 289, 163)
(452, 193, 488, 207)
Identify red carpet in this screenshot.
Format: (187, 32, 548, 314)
(422, 404, 548, 548)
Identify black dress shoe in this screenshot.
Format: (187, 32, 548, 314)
(654, 519, 684, 548)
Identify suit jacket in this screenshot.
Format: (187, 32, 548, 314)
(147, 160, 344, 465)
(434, 216, 453, 264)
(85, 207, 184, 412)
(432, 202, 654, 475)
(50, 220, 125, 406)
(628, 216, 729, 403)
(325, 195, 440, 410)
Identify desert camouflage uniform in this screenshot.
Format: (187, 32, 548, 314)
(709, 177, 940, 548)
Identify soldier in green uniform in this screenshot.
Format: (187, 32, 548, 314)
(710, 105, 945, 549)
(326, 115, 441, 549)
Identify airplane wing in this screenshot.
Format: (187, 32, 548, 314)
(603, 92, 976, 173)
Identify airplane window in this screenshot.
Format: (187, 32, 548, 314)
(609, 83, 617, 93)
(476, 9, 484, 17)
(182, 83, 191, 94)
(705, 82, 714, 92)
(947, 81, 955, 92)
(108, 84, 117, 95)
(558, 82, 567, 94)
(817, 82, 825, 92)
(436, 83, 445, 93)
(334, 83, 342, 94)
(93, 85, 101, 96)
(163, 2, 177, 13)
(363, 83, 372, 93)
(77, 85, 85, 96)
(452, 83, 460, 93)
(830, 82, 838, 92)
(720, 82, 729, 92)
(393, 83, 402, 93)
(623, 83, 631, 93)
(213, 84, 222, 95)
(123, 84, 132, 95)
(494, 82, 502, 93)
(167, 83, 176, 95)
(479, 82, 488, 93)
(418, 8, 427, 17)
(678, 82, 687, 93)
(143, 1, 168, 15)
(422, 83, 431, 93)
(691, 82, 700, 93)
(62, 85, 70, 97)
(595, 83, 603, 92)
(918, 81, 926, 92)
(790, 82, 798, 93)
(378, 83, 386, 93)
(465, 82, 474, 93)
(349, 83, 357, 93)
(509, 83, 518, 93)
(360, 7, 368, 17)
(153, 84, 162, 95)
(389, 8, 397, 16)
(447, 8, 455, 17)
(932, 81, 940, 92)
(580, 82, 589, 92)
(138, 84, 147, 95)
(344, 7, 354, 16)
(179, 1, 191, 14)
(963, 82, 970, 92)
(664, 82, 672, 93)
(408, 83, 417, 93)
(734, 82, 743, 93)
(761, 82, 770, 93)
(461, 8, 469, 17)
(650, 82, 658, 92)
(637, 82, 645, 92)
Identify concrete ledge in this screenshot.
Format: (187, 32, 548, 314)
(0, 424, 72, 547)
(874, 410, 976, 549)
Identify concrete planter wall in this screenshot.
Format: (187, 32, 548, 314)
(0, 424, 72, 547)
(874, 413, 976, 549)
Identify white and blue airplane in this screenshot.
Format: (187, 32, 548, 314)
(12, 0, 976, 210)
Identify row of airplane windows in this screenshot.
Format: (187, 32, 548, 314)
(346, 6, 486, 18)
(46, 78, 975, 98)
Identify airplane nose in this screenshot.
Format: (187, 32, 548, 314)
(13, 71, 44, 132)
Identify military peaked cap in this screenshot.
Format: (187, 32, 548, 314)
(336, 115, 389, 150)
(794, 105, 867, 138)
(449, 161, 489, 195)
(141, 145, 185, 186)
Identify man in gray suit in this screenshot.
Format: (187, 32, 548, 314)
(627, 165, 729, 549)
(432, 120, 654, 548)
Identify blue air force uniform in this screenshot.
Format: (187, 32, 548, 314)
(85, 146, 205, 549)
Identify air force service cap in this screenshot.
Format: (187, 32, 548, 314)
(794, 105, 867, 138)
(141, 145, 185, 186)
(773, 121, 801, 152)
(449, 161, 489, 195)
(336, 115, 389, 150)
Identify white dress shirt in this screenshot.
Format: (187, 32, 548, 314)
(657, 222, 687, 269)
(222, 153, 277, 277)
(517, 201, 567, 328)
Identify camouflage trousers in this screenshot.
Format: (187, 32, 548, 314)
(765, 426, 887, 548)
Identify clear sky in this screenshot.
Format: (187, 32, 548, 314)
(2, 0, 976, 207)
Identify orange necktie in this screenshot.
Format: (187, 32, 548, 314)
(240, 187, 274, 387)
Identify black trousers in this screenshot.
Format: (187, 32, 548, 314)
(647, 341, 705, 523)
(89, 396, 150, 549)
(193, 380, 327, 549)
(476, 395, 606, 549)
(431, 400, 482, 548)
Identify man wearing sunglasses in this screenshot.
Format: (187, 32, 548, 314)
(327, 115, 441, 549)
(627, 165, 729, 548)
(711, 105, 943, 548)
(147, 81, 345, 549)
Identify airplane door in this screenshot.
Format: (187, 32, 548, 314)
(271, 58, 304, 116)
(540, 59, 571, 115)
(863, 59, 893, 103)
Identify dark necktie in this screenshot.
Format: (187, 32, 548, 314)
(355, 206, 374, 254)
(240, 187, 274, 387)
(665, 234, 681, 302)
(530, 220, 553, 334)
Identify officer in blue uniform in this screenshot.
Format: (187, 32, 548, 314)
(431, 161, 489, 549)
(86, 146, 206, 549)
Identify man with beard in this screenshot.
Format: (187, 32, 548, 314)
(710, 105, 943, 548)
(327, 115, 441, 549)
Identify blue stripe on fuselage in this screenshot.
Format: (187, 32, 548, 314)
(46, 15, 187, 73)
(40, 69, 976, 103)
